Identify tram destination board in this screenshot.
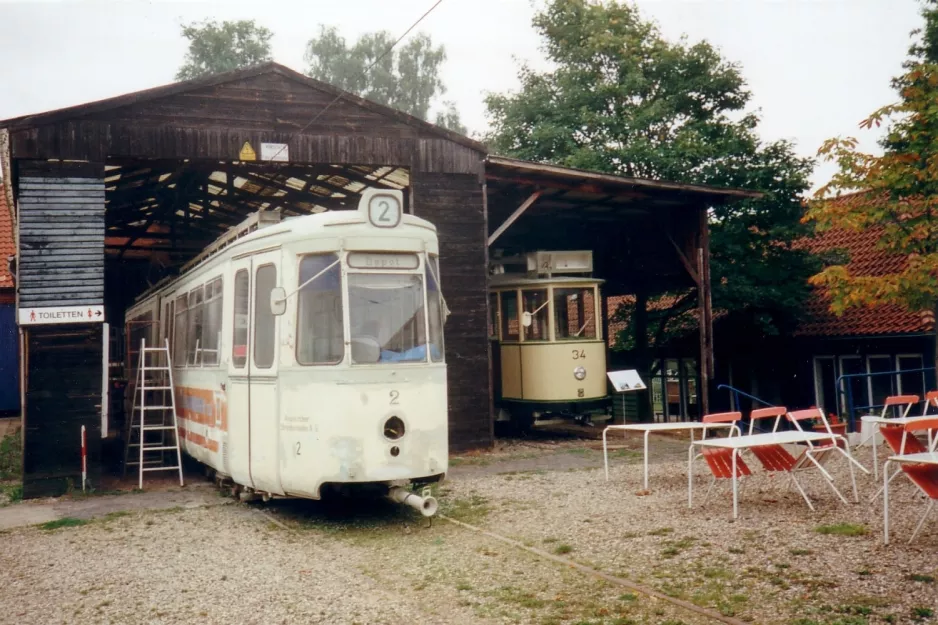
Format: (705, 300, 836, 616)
(19, 305, 105, 326)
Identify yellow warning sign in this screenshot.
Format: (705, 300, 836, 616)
(239, 141, 256, 161)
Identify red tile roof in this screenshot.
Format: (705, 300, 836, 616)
(798, 193, 933, 337)
(0, 184, 13, 289)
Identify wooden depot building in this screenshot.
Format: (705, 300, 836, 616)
(0, 62, 755, 496)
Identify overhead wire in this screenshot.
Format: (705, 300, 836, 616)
(248, 0, 447, 208)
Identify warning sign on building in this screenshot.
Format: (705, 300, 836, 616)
(19, 305, 105, 326)
(239, 141, 257, 161)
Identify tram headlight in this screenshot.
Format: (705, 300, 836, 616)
(573, 366, 587, 381)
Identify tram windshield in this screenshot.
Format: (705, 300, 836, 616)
(349, 273, 439, 364)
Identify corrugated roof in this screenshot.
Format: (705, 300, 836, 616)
(798, 192, 933, 337)
(0, 183, 13, 288)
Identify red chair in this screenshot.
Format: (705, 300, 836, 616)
(883, 418, 938, 544)
(872, 394, 938, 502)
(785, 407, 867, 508)
(746, 407, 797, 474)
(696, 412, 750, 502)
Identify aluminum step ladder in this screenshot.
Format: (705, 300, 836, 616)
(123, 338, 184, 488)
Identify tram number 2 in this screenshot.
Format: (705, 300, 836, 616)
(390, 390, 400, 405)
(572, 349, 586, 360)
(295, 442, 301, 456)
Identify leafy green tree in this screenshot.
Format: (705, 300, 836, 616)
(486, 0, 818, 353)
(806, 0, 938, 369)
(304, 26, 465, 132)
(176, 20, 273, 81)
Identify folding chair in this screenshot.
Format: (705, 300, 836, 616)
(744, 407, 798, 490)
(872, 394, 938, 502)
(860, 394, 919, 479)
(883, 418, 938, 544)
(785, 407, 868, 509)
(695, 412, 749, 503)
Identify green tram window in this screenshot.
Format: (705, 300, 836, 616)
(521, 289, 549, 341)
(500, 291, 519, 341)
(554, 287, 597, 340)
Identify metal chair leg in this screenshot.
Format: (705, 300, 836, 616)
(909, 500, 936, 544)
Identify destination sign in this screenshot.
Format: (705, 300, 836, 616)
(347, 252, 419, 270)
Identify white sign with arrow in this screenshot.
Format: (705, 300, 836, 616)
(19, 305, 105, 326)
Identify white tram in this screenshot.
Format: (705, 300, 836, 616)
(124, 189, 446, 513)
(489, 251, 609, 430)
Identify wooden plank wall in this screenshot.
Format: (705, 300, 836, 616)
(23, 324, 103, 498)
(413, 172, 492, 451)
(18, 161, 105, 307)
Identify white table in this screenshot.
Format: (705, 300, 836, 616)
(688, 431, 846, 519)
(860, 415, 937, 479)
(602, 421, 735, 490)
(882, 451, 938, 544)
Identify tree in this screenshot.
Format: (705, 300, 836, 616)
(304, 26, 466, 132)
(805, 0, 938, 369)
(486, 0, 818, 352)
(176, 20, 273, 81)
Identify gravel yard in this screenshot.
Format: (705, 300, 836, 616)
(1, 434, 936, 625)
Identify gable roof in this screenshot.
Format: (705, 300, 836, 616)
(797, 192, 933, 337)
(0, 62, 486, 154)
(0, 183, 13, 289)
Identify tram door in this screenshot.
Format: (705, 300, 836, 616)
(227, 252, 282, 494)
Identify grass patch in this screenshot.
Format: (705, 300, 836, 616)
(618, 593, 638, 602)
(542, 537, 559, 544)
(728, 546, 745, 554)
(40, 517, 88, 531)
(0, 481, 23, 504)
(815, 523, 867, 537)
(648, 527, 674, 536)
(488, 585, 548, 610)
(0, 430, 22, 480)
(448, 456, 491, 467)
(790, 548, 813, 556)
(440, 494, 490, 525)
(553, 544, 573, 555)
(908, 573, 935, 583)
(913, 607, 935, 620)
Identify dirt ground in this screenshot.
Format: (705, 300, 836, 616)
(1, 433, 937, 625)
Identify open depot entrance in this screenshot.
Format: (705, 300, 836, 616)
(104, 158, 410, 314)
(104, 157, 413, 450)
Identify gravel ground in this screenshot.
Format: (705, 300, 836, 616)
(445, 437, 938, 625)
(2, 435, 936, 625)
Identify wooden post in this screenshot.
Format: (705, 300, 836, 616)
(634, 288, 652, 422)
(697, 208, 714, 417)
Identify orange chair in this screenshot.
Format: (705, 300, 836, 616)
(883, 418, 938, 544)
(784, 407, 867, 508)
(873, 394, 938, 501)
(696, 412, 750, 502)
(746, 406, 797, 474)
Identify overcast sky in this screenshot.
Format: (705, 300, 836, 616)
(0, 0, 925, 191)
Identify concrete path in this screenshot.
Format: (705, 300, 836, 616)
(0, 483, 226, 530)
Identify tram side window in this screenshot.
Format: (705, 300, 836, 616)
(500, 291, 519, 341)
(202, 277, 223, 366)
(488, 292, 499, 339)
(254, 264, 277, 369)
(554, 287, 597, 340)
(232, 270, 249, 368)
(522, 289, 549, 341)
(187, 286, 205, 366)
(173, 295, 188, 366)
(426, 255, 444, 362)
(296, 253, 344, 365)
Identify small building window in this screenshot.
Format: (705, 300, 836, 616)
(232, 270, 249, 368)
(553, 287, 596, 340)
(202, 277, 223, 366)
(253, 264, 277, 369)
(521, 289, 549, 341)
